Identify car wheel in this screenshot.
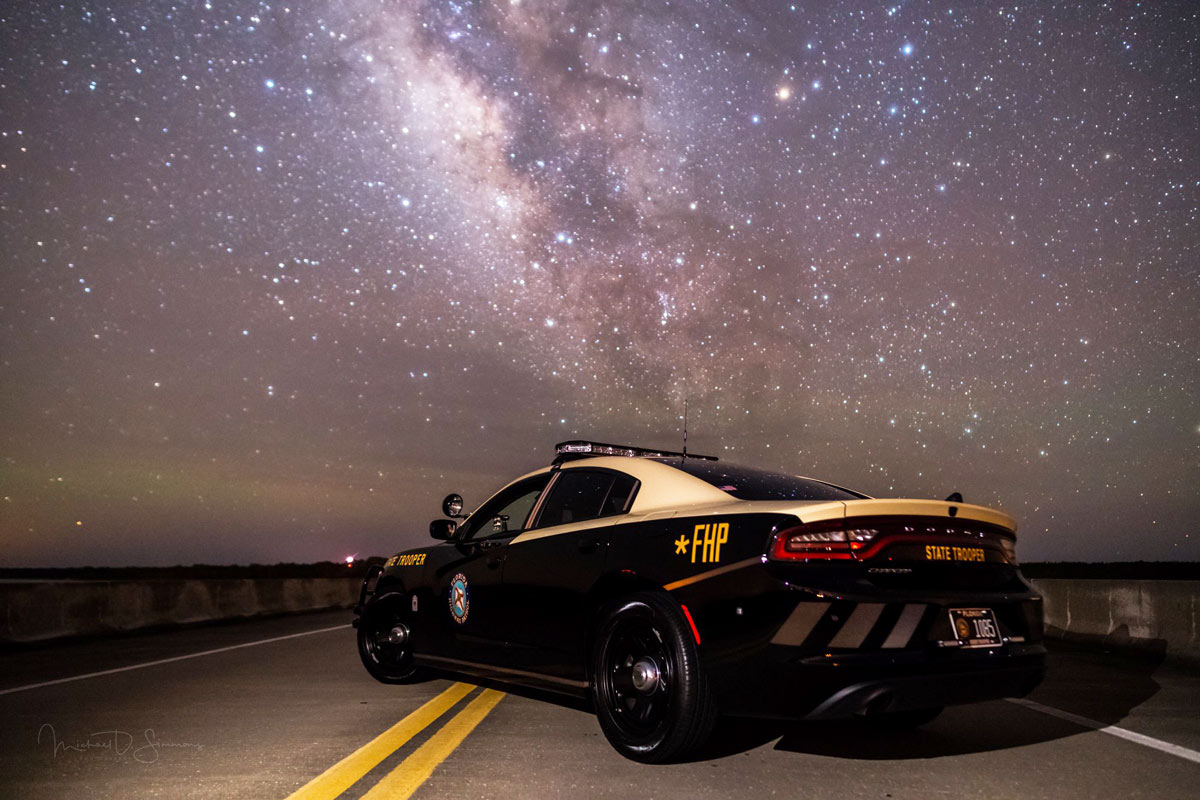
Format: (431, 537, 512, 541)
(867, 706, 943, 730)
(357, 593, 426, 684)
(592, 592, 716, 763)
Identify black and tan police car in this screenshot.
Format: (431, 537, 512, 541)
(354, 440, 1045, 762)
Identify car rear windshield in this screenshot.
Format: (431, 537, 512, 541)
(666, 460, 866, 501)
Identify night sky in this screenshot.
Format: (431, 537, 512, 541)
(2, 2, 1196, 567)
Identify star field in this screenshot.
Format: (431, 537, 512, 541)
(1, 1, 1196, 566)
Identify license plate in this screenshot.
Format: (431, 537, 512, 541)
(949, 608, 1002, 648)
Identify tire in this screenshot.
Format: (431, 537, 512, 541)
(591, 592, 716, 763)
(867, 706, 943, 730)
(357, 592, 426, 684)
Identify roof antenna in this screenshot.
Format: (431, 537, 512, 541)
(682, 398, 688, 458)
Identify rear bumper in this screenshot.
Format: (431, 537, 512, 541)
(801, 648, 1045, 719)
(714, 643, 1045, 720)
(692, 579, 1047, 720)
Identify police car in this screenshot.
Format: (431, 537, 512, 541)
(354, 440, 1045, 762)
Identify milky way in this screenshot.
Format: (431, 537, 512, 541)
(2, 2, 1196, 566)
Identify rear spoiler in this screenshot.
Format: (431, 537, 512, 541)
(795, 498, 1017, 534)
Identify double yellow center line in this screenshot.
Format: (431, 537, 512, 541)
(288, 683, 505, 800)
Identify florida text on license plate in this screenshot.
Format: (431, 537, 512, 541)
(949, 608, 1002, 648)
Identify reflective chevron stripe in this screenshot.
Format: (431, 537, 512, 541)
(828, 603, 885, 648)
(881, 603, 927, 648)
(769, 601, 830, 645)
(772, 601, 929, 651)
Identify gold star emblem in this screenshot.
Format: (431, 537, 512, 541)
(674, 535, 689, 556)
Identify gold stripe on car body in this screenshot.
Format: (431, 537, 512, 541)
(509, 514, 622, 545)
(663, 557, 763, 591)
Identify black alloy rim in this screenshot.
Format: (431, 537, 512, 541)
(363, 620, 410, 671)
(601, 614, 673, 738)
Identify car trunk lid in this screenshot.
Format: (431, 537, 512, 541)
(769, 499, 1020, 586)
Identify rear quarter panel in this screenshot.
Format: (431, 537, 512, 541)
(607, 511, 799, 653)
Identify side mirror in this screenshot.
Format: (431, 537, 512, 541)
(442, 493, 465, 518)
(429, 519, 457, 540)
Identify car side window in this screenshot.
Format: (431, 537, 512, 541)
(601, 473, 638, 516)
(457, 474, 551, 541)
(534, 470, 638, 528)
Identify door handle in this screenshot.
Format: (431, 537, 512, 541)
(487, 555, 505, 569)
(578, 538, 602, 554)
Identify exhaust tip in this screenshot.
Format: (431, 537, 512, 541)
(855, 688, 895, 717)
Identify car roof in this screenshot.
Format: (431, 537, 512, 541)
(478, 456, 1016, 533)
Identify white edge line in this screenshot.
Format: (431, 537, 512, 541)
(1008, 697, 1200, 765)
(0, 624, 351, 696)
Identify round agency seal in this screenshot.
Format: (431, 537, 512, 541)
(448, 573, 470, 624)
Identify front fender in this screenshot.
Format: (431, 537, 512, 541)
(354, 565, 406, 621)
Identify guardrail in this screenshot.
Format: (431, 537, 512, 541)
(1033, 578, 1200, 664)
(0, 578, 359, 644)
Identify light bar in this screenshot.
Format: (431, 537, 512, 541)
(553, 440, 718, 462)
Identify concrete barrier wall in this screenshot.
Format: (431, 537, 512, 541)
(4, 576, 1198, 661)
(0, 578, 360, 644)
(1032, 578, 1200, 664)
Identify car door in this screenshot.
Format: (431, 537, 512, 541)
(421, 473, 552, 667)
(501, 467, 640, 680)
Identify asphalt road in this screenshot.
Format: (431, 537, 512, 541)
(2, 610, 1197, 799)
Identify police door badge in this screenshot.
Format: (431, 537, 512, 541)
(448, 573, 470, 624)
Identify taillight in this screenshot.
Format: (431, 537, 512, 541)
(771, 523, 879, 561)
